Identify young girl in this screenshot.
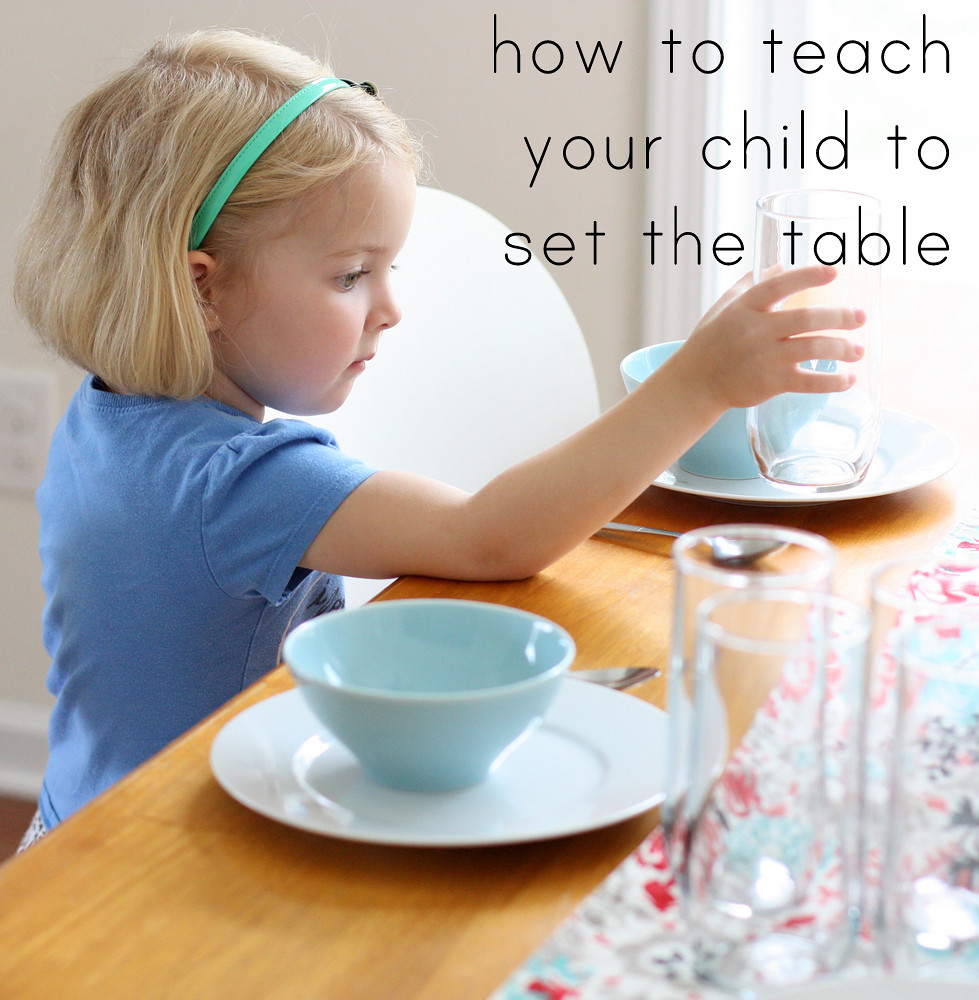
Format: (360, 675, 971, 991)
(13, 29, 864, 847)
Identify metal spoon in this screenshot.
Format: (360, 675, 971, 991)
(572, 666, 661, 690)
(598, 522, 786, 568)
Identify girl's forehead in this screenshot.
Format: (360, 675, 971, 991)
(290, 162, 416, 256)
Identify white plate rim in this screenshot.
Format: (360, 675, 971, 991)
(653, 409, 957, 506)
(210, 681, 667, 847)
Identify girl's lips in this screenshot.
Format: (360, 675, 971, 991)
(348, 353, 375, 373)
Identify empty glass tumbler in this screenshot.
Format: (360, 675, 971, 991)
(749, 189, 883, 492)
(877, 594, 979, 981)
(664, 525, 836, 868)
(678, 589, 869, 992)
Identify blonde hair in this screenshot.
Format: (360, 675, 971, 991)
(14, 29, 421, 399)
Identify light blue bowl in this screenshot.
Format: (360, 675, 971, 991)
(620, 341, 759, 480)
(283, 599, 575, 792)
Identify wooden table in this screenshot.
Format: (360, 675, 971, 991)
(0, 281, 974, 999)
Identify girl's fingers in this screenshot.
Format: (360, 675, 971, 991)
(779, 332, 864, 393)
(786, 368, 857, 394)
(744, 264, 837, 310)
(771, 304, 867, 337)
(783, 334, 866, 365)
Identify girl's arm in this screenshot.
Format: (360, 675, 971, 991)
(300, 265, 865, 581)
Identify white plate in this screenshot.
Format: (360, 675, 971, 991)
(210, 681, 668, 847)
(767, 975, 978, 999)
(653, 410, 957, 506)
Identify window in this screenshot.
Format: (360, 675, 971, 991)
(644, 1, 975, 343)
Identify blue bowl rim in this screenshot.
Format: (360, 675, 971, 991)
(620, 340, 685, 380)
(283, 598, 576, 702)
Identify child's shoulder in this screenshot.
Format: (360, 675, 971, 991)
(60, 376, 342, 470)
(47, 378, 367, 504)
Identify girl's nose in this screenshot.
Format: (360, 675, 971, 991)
(369, 279, 402, 333)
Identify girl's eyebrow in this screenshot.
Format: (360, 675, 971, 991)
(325, 243, 386, 258)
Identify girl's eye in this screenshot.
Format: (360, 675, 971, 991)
(337, 270, 365, 291)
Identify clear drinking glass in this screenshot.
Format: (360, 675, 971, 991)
(679, 589, 869, 992)
(748, 189, 883, 491)
(868, 554, 979, 981)
(869, 553, 979, 667)
(880, 610, 979, 981)
(867, 552, 979, 723)
(866, 554, 979, 857)
(664, 525, 836, 870)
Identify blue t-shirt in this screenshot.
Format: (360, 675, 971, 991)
(36, 376, 375, 828)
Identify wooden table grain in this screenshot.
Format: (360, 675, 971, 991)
(0, 280, 973, 999)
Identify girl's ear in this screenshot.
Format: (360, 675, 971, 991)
(188, 249, 218, 287)
(188, 250, 220, 331)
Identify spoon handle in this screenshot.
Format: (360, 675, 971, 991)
(601, 522, 681, 539)
(572, 666, 662, 690)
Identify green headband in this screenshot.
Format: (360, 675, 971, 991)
(189, 77, 352, 251)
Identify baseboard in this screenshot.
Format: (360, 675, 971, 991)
(0, 700, 49, 799)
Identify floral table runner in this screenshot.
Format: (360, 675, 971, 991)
(490, 506, 979, 1000)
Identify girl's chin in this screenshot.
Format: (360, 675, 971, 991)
(262, 387, 346, 418)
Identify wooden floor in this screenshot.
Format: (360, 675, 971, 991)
(0, 796, 37, 860)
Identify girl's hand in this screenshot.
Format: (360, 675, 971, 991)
(672, 264, 866, 411)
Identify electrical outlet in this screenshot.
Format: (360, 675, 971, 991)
(0, 369, 59, 496)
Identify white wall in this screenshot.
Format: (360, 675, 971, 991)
(0, 1, 648, 794)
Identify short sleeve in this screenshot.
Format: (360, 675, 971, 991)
(201, 418, 375, 603)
